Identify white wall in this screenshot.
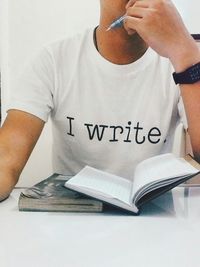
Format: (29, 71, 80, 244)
(173, 0, 200, 33)
(1, 0, 200, 186)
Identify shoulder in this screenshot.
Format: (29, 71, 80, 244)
(25, 28, 92, 78)
(43, 29, 92, 64)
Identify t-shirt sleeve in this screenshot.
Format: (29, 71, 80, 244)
(7, 47, 55, 122)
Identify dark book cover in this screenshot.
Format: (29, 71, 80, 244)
(18, 173, 103, 212)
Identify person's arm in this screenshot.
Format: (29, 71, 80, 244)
(172, 49, 200, 162)
(124, 0, 200, 161)
(0, 110, 45, 201)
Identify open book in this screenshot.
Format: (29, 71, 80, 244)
(64, 153, 200, 214)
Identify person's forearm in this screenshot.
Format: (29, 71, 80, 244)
(0, 110, 45, 202)
(169, 40, 200, 161)
(0, 131, 22, 202)
(0, 144, 21, 201)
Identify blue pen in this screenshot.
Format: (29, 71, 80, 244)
(106, 14, 126, 31)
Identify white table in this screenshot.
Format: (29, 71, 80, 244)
(0, 187, 200, 267)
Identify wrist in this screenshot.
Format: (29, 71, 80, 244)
(169, 38, 200, 73)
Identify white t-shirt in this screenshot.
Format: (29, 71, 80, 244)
(8, 28, 186, 180)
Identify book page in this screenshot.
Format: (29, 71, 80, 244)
(131, 153, 199, 201)
(65, 166, 132, 205)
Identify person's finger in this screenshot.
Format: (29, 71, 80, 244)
(126, 6, 147, 18)
(124, 15, 140, 32)
(134, 1, 149, 8)
(126, 29, 136, 36)
(126, 0, 149, 9)
(126, 0, 136, 9)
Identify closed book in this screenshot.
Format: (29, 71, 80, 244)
(18, 173, 103, 212)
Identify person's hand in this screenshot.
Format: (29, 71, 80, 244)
(124, 0, 199, 70)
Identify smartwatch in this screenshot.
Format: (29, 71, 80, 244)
(173, 62, 200, 84)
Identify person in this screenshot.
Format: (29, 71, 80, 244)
(0, 0, 200, 202)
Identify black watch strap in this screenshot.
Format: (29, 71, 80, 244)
(173, 62, 200, 84)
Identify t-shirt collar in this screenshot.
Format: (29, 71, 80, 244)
(87, 27, 156, 76)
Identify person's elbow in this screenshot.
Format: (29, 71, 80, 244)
(193, 151, 200, 164)
(191, 140, 200, 163)
(0, 172, 19, 202)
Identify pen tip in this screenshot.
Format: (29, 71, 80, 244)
(106, 27, 111, 32)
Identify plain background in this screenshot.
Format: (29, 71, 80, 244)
(0, 0, 200, 186)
